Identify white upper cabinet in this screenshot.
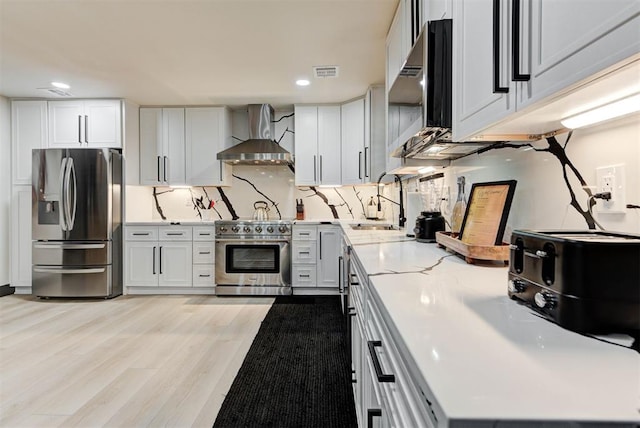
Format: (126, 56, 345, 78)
(341, 98, 366, 185)
(48, 100, 121, 148)
(386, 2, 405, 91)
(11, 100, 47, 185)
(185, 107, 233, 186)
(294, 105, 341, 186)
(139, 107, 186, 186)
(453, 0, 640, 141)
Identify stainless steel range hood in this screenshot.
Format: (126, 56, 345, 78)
(390, 127, 496, 162)
(217, 104, 292, 165)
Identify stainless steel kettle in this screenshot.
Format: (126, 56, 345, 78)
(252, 201, 270, 221)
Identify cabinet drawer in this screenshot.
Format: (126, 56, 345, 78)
(292, 242, 317, 264)
(125, 226, 158, 241)
(193, 226, 216, 241)
(292, 265, 317, 287)
(293, 225, 317, 240)
(192, 243, 215, 264)
(159, 226, 192, 241)
(192, 265, 215, 286)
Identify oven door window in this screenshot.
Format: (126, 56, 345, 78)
(225, 245, 280, 273)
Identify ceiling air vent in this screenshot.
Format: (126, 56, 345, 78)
(38, 87, 73, 97)
(399, 65, 422, 77)
(313, 65, 339, 78)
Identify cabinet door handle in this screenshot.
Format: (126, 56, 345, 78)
(163, 156, 168, 182)
(199, 274, 210, 278)
(338, 255, 344, 293)
(347, 306, 356, 317)
(367, 409, 382, 428)
(358, 151, 363, 179)
(133, 232, 150, 236)
(152, 246, 156, 274)
(350, 273, 359, 286)
(313, 155, 317, 182)
(364, 146, 369, 178)
(319, 231, 322, 260)
(219, 160, 223, 182)
(299, 251, 310, 255)
(492, 0, 509, 93)
(299, 274, 310, 278)
(511, 0, 530, 81)
(199, 233, 211, 236)
(84, 115, 89, 144)
(199, 251, 210, 255)
(78, 116, 82, 144)
(367, 340, 395, 383)
(319, 155, 323, 182)
(159, 246, 163, 274)
(157, 156, 161, 182)
(166, 232, 184, 236)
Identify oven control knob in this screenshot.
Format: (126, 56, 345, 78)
(508, 279, 526, 293)
(266, 226, 274, 233)
(534, 292, 556, 309)
(278, 225, 288, 233)
(219, 226, 227, 233)
(231, 225, 240, 233)
(255, 226, 262, 233)
(243, 226, 252, 233)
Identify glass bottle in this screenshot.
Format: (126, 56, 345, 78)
(451, 176, 467, 236)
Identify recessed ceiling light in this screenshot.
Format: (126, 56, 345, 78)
(51, 81, 70, 89)
(296, 79, 310, 87)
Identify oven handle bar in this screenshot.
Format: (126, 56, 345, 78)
(214, 238, 291, 243)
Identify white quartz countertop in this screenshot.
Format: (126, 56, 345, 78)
(341, 225, 640, 424)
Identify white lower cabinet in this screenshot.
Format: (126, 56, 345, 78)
(291, 224, 341, 290)
(192, 226, 215, 287)
(125, 225, 196, 290)
(350, 250, 435, 428)
(10, 187, 33, 290)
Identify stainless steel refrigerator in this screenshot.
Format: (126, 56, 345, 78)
(32, 148, 123, 298)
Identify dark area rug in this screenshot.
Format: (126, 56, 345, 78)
(213, 295, 357, 428)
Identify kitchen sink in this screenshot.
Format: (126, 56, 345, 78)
(349, 223, 399, 231)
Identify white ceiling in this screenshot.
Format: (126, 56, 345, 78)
(0, 0, 398, 108)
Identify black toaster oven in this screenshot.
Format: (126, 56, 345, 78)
(507, 230, 640, 335)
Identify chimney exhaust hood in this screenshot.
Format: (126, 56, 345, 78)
(217, 104, 292, 165)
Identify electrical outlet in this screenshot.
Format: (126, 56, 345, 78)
(596, 164, 626, 214)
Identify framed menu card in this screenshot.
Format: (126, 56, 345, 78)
(458, 180, 517, 246)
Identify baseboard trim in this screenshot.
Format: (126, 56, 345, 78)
(0, 284, 16, 297)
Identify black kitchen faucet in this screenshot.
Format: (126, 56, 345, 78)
(376, 172, 406, 228)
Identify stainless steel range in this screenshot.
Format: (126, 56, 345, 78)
(215, 220, 292, 296)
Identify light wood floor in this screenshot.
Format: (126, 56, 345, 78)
(0, 294, 274, 427)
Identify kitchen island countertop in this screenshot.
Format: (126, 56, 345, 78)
(340, 223, 640, 425)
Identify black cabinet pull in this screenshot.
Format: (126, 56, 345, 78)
(163, 156, 168, 182)
(199, 251, 211, 255)
(166, 232, 183, 236)
(358, 151, 363, 179)
(367, 409, 382, 428)
(159, 246, 163, 274)
(367, 340, 395, 383)
(133, 232, 150, 236)
(511, 0, 530, 81)
(152, 246, 156, 274)
(319, 231, 322, 259)
(492, 0, 509, 93)
(157, 156, 161, 182)
(300, 274, 310, 278)
(199, 274, 210, 278)
(78, 116, 82, 144)
(338, 255, 343, 293)
(364, 146, 369, 178)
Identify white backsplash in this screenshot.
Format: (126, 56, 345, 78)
(125, 165, 398, 222)
(402, 115, 640, 238)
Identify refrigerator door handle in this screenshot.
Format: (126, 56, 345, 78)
(67, 158, 77, 231)
(33, 243, 106, 250)
(33, 267, 106, 274)
(59, 157, 69, 232)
